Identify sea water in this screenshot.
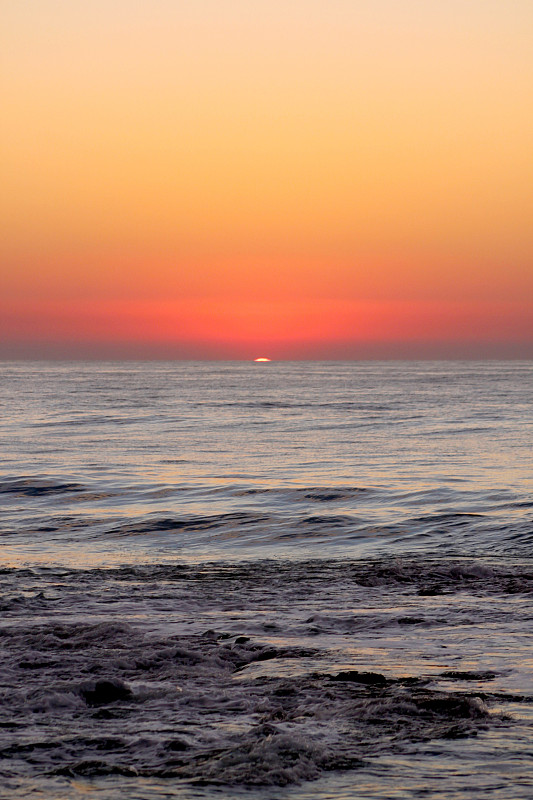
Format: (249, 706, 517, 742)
(0, 361, 532, 798)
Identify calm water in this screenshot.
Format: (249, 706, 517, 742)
(0, 361, 532, 798)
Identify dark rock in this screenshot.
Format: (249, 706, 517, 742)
(92, 708, 120, 720)
(252, 648, 278, 662)
(330, 670, 388, 686)
(166, 738, 189, 751)
(79, 679, 132, 706)
(273, 686, 297, 697)
(440, 670, 496, 681)
(417, 696, 486, 719)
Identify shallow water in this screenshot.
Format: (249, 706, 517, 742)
(0, 361, 532, 797)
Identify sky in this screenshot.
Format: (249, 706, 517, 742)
(2, 0, 532, 359)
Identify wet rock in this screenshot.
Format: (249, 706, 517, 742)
(79, 679, 132, 706)
(440, 670, 496, 681)
(273, 686, 297, 697)
(330, 670, 389, 686)
(166, 738, 189, 751)
(252, 648, 278, 662)
(417, 695, 487, 719)
(92, 708, 121, 720)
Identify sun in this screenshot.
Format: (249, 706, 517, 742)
(253, 357, 272, 362)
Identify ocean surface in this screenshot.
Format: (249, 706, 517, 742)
(0, 360, 532, 799)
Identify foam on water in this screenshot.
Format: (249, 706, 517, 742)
(1, 558, 533, 798)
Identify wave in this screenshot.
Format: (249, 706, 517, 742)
(2, 556, 526, 597)
(106, 512, 271, 537)
(0, 477, 85, 497)
(31, 413, 161, 428)
(233, 486, 372, 502)
(1, 471, 531, 563)
(197, 400, 396, 412)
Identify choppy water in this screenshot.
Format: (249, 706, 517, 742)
(0, 361, 532, 798)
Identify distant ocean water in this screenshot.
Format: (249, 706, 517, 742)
(1, 361, 532, 798)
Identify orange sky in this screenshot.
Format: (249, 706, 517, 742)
(2, 1, 532, 358)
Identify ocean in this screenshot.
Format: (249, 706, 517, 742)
(1, 360, 532, 798)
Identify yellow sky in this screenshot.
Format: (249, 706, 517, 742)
(2, 1, 532, 356)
